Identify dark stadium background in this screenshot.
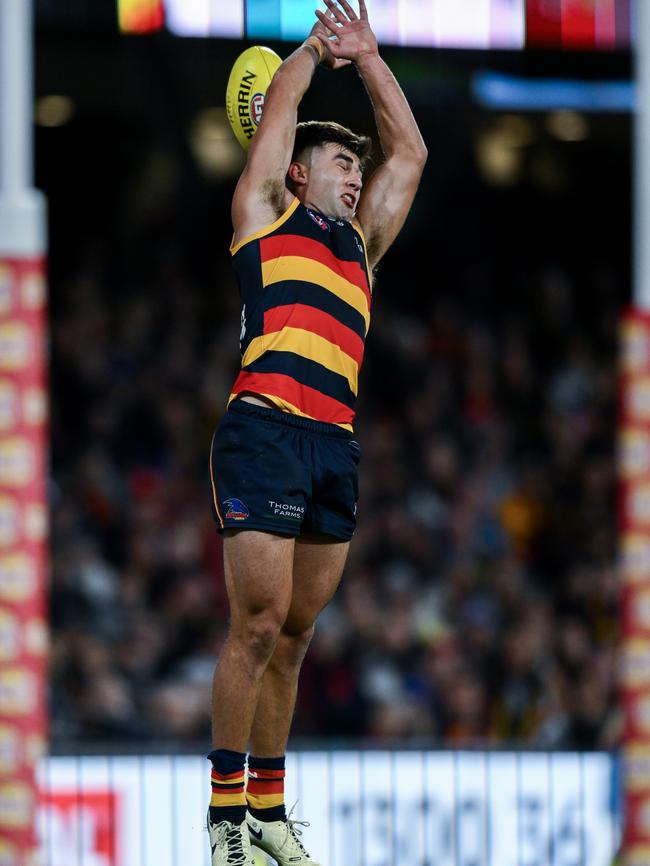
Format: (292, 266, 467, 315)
(36, 10, 631, 747)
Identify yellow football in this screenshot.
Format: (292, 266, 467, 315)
(226, 46, 283, 151)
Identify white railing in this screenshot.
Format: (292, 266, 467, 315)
(38, 750, 621, 866)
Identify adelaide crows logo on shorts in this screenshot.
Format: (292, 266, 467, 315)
(224, 498, 250, 520)
(307, 209, 330, 231)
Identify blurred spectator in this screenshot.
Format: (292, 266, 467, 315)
(49, 178, 620, 751)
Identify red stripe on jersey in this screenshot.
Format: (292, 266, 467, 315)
(260, 234, 371, 308)
(231, 371, 354, 426)
(246, 780, 285, 794)
(263, 304, 364, 366)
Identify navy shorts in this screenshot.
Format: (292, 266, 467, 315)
(209, 400, 361, 540)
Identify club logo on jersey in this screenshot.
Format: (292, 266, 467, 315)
(224, 498, 250, 520)
(307, 209, 330, 231)
(250, 93, 264, 126)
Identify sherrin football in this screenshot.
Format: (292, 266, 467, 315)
(226, 46, 283, 151)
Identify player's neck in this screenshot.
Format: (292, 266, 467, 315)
(303, 196, 346, 222)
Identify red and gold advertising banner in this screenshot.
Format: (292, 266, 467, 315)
(619, 308, 650, 864)
(525, 0, 630, 50)
(0, 258, 48, 866)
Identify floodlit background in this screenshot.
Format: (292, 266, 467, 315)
(41, 2, 629, 750)
(10, 0, 637, 864)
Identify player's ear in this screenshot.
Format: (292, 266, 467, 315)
(287, 160, 309, 188)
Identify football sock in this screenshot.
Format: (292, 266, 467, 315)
(208, 748, 247, 825)
(246, 754, 287, 823)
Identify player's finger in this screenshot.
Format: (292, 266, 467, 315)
(358, 0, 368, 21)
(323, 0, 348, 26)
(315, 32, 342, 54)
(336, 0, 358, 21)
(315, 8, 340, 35)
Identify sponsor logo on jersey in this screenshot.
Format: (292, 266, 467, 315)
(224, 498, 250, 521)
(268, 500, 305, 519)
(240, 303, 247, 347)
(307, 209, 330, 231)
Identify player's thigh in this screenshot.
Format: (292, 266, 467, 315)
(283, 534, 350, 635)
(223, 529, 296, 629)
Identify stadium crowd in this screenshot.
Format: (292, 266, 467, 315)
(48, 199, 621, 749)
(43, 49, 629, 747)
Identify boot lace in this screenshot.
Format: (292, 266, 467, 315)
(281, 803, 312, 858)
(214, 821, 252, 866)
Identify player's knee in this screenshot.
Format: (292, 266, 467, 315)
(277, 624, 315, 667)
(241, 615, 283, 664)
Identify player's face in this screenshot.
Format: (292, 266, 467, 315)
(306, 144, 363, 220)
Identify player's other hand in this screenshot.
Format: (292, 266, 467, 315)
(308, 18, 351, 69)
(315, 0, 379, 65)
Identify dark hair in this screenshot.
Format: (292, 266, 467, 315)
(292, 120, 373, 170)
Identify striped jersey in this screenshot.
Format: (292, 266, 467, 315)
(228, 196, 372, 430)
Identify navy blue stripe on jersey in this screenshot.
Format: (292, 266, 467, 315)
(243, 350, 356, 409)
(260, 281, 367, 342)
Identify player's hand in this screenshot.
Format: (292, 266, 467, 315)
(307, 18, 351, 69)
(315, 0, 379, 65)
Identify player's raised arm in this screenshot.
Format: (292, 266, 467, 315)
(232, 20, 348, 246)
(315, 0, 427, 268)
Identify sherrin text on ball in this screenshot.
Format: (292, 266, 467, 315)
(225, 46, 282, 151)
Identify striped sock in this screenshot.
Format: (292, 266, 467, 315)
(207, 748, 247, 825)
(246, 755, 286, 823)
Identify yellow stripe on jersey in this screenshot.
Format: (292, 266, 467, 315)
(230, 197, 300, 256)
(241, 329, 359, 395)
(261, 257, 370, 330)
